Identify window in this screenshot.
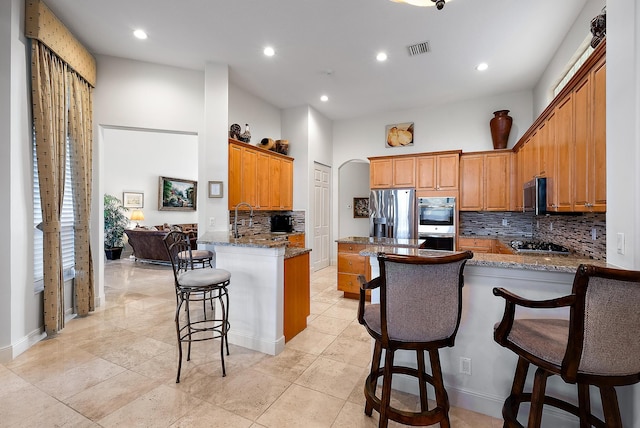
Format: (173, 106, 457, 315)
(553, 41, 595, 98)
(33, 136, 76, 291)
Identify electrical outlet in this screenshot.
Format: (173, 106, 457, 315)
(549, 222, 553, 231)
(209, 217, 216, 227)
(459, 357, 472, 375)
(617, 233, 625, 255)
(591, 227, 597, 240)
(502, 218, 508, 227)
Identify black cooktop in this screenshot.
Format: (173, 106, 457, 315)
(510, 240, 570, 254)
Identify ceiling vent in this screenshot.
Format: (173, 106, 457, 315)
(407, 41, 431, 56)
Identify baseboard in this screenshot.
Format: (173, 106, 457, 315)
(227, 331, 285, 356)
(0, 327, 46, 364)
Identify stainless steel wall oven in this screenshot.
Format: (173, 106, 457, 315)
(417, 196, 456, 251)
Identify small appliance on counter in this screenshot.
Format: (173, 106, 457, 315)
(271, 214, 293, 233)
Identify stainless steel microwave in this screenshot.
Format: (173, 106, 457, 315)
(523, 177, 546, 215)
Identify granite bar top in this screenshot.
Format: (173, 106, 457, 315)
(360, 246, 609, 273)
(336, 236, 425, 248)
(198, 231, 310, 259)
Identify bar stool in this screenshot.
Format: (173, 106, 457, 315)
(177, 230, 214, 269)
(358, 251, 474, 428)
(163, 231, 230, 382)
(493, 264, 640, 427)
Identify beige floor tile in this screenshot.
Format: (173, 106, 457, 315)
(308, 314, 352, 335)
(284, 328, 337, 355)
(331, 401, 407, 428)
(321, 335, 372, 368)
(321, 304, 358, 321)
(22, 400, 99, 427)
(97, 335, 175, 369)
(252, 347, 318, 382)
(310, 300, 333, 315)
(169, 400, 254, 427)
(65, 369, 160, 421)
(295, 356, 367, 400)
(98, 384, 202, 427)
(256, 383, 345, 428)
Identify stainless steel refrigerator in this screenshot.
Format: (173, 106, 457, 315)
(369, 188, 416, 239)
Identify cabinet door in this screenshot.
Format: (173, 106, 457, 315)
(370, 159, 393, 188)
(436, 154, 460, 191)
(256, 152, 271, 209)
(393, 157, 415, 187)
(459, 154, 484, 211)
(554, 96, 574, 211)
(544, 112, 558, 210)
(537, 121, 549, 177)
(485, 152, 511, 211)
(591, 60, 606, 211)
(573, 77, 590, 211)
(416, 156, 436, 190)
(269, 157, 282, 209)
(281, 158, 293, 210)
(228, 143, 243, 209)
(241, 148, 258, 207)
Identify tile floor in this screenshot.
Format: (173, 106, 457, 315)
(0, 259, 503, 427)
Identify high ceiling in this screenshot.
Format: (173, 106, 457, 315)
(45, 0, 590, 121)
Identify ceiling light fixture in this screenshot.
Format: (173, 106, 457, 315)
(133, 29, 147, 40)
(263, 46, 275, 57)
(476, 63, 488, 71)
(320, 95, 329, 102)
(376, 52, 388, 62)
(390, 0, 449, 10)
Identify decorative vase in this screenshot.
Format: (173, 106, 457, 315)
(490, 110, 512, 150)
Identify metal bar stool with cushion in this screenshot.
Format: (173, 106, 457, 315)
(358, 251, 474, 428)
(177, 230, 214, 269)
(493, 264, 640, 427)
(163, 231, 231, 383)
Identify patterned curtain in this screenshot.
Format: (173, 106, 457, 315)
(31, 41, 67, 335)
(68, 71, 94, 316)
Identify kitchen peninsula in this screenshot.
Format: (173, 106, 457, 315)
(360, 246, 610, 423)
(198, 231, 310, 356)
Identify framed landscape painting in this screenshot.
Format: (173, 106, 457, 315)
(122, 191, 144, 208)
(159, 176, 197, 211)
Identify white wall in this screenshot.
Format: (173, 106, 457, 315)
(0, 0, 45, 362)
(533, 0, 607, 115)
(102, 128, 199, 228)
(338, 161, 370, 238)
(229, 83, 282, 144)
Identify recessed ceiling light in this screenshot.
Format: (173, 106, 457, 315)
(133, 29, 147, 40)
(376, 52, 388, 62)
(476, 62, 489, 71)
(264, 46, 275, 57)
(320, 95, 329, 102)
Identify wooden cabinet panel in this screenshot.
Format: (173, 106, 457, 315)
(544, 112, 558, 210)
(457, 237, 492, 253)
(269, 156, 282, 209)
(459, 154, 483, 211)
(485, 152, 511, 211)
(437, 154, 460, 191)
(337, 253, 365, 274)
(370, 159, 393, 188)
(287, 233, 305, 248)
(554, 96, 574, 211)
(573, 77, 590, 211)
(284, 252, 310, 342)
(337, 243, 370, 298)
(228, 143, 242, 208)
(256, 152, 270, 209)
(416, 156, 436, 190)
(338, 273, 363, 295)
(393, 157, 415, 187)
(241, 148, 258, 207)
(592, 60, 606, 211)
(281, 159, 293, 210)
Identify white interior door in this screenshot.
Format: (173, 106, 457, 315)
(313, 163, 330, 271)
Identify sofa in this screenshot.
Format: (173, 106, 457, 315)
(124, 224, 198, 264)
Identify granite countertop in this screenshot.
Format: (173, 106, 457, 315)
(336, 236, 425, 248)
(198, 231, 310, 259)
(360, 246, 608, 273)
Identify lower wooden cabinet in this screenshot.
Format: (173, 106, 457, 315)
(458, 237, 514, 254)
(287, 233, 305, 248)
(337, 243, 371, 298)
(284, 252, 310, 342)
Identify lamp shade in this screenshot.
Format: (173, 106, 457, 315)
(130, 210, 145, 222)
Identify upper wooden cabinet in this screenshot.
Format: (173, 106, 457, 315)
(514, 40, 606, 213)
(369, 156, 415, 188)
(416, 152, 460, 192)
(460, 151, 513, 211)
(228, 139, 294, 211)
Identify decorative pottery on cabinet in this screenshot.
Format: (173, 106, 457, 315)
(490, 110, 513, 149)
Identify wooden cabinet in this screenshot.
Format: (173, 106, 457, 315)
(287, 233, 305, 248)
(337, 243, 371, 298)
(369, 156, 415, 188)
(416, 152, 460, 192)
(460, 151, 512, 211)
(228, 139, 294, 210)
(554, 95, 574, 211)
(284, 251, 310, 342)
(458, 237, 514, 254)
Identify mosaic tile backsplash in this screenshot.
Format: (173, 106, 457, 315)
(459, 211, 606, 260)
(228, 210, 305, 237)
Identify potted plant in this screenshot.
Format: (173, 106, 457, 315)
(104, 194, 129, 260)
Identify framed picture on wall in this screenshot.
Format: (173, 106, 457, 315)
(385, 122, 414, 148)
(122, 191, 144, 208)
(208, 181, 223, 198)
(353, 197, 369, 218)
(159, 176, 197, 211)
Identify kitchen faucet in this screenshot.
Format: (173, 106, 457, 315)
(233, 202, 254, 238)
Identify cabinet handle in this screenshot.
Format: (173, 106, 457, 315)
(349, 246, 353, 250)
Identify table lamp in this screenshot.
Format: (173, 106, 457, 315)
(130, 209, 144, 227)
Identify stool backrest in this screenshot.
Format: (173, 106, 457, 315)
(564, 264, 640, 379)
(378, 251, 473, 346)
(163, 231, 191, 282)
